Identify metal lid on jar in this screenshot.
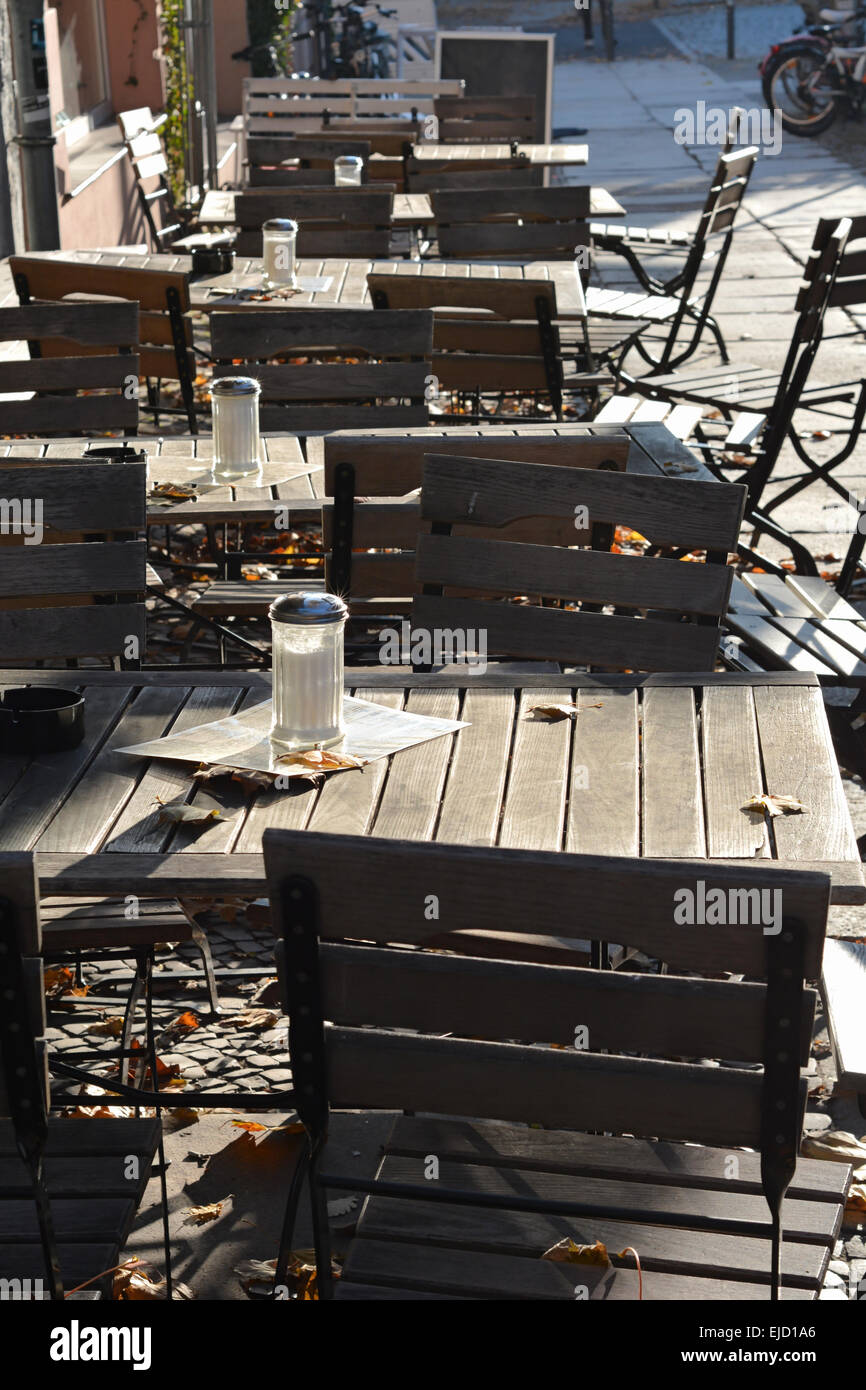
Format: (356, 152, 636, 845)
(335, 155, 363, 166)
(262, 218, 298, 232)
(269, 592, 348, 625)
(211, 375, 261, 396)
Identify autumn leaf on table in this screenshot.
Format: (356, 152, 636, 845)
(192, 763, 279, 795)
(527, 701, 604, 721)
(275, 749, 368, 780)
(662, 460, 699, 474)
(148, 481, 198, 503)
(156, 794, 234, 825)
(743, 793, 807, 818)
(542, 1238, 611, 1266)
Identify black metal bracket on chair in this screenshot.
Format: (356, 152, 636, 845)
(329, 462, 355, 598)
(761, 914, 807, 1301)
(275, 874, 334, 1298)
(370, 287, 389, 310)
(535, 294, 563, 420)
(166, 285, 198, 435)
(0, 897, 64, 1301)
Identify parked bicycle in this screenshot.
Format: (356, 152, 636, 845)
(760, 6, 866, 134)
(232, 2, 396, 80)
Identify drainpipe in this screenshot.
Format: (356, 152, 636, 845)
(6, 0, 60, 249)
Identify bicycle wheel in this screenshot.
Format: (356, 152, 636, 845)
(764, 44, 841, 134)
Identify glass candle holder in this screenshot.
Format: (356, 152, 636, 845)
(210, 376, 262, 479)
(262, 217, 298, 289)
(334, 155, 364, 186)
(270, 592, 348, 751)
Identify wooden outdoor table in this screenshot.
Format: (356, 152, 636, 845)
(201, 187, 626, 229)
(0, 670, 861, 904)
(1, 422, 716, 530)
(409, 142, 589, 168)
(13, 249, 588, 320)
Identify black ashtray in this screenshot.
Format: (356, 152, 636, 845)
(0, 688, 85, 754)
(191, 243, 236, 276)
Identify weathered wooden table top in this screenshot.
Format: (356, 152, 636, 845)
(0, 670, 861, 904)
(202, 187, 626, 227)
(12, 248, 588, 320)
(1, 422, 714, 529)
(409, 142, 589, 166)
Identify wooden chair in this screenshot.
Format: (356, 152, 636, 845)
(246, 135, 372, 187)
(367, 272, 617, 421)
(432, 94, 536, 143)
(413, 452, 746, 672)
(430, 186, 591, 262)
(587, 146, 759, 372)
(620, 217, 866, 519)
(242, 75, 462, 135)
(0, 853, 161, 1298)
(210, 306, 432, 432)
(265, 830, 847, 1300)
(231, 189, 395, 258)
(0, 302, 139, 436)
(0, 458, 146, 669)
(9, 255, 198, 434)
(190, 432, 630, 633)
(117, 107, 206, 252)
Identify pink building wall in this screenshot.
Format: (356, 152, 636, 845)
(213, 0, 251, 118)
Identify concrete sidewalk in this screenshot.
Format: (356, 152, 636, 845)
(556, 51, 866, 549)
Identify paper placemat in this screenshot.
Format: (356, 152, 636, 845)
(118, 696, 468, 777)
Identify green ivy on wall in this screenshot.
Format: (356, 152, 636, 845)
(159, 0, 192, 205)
(125, 0, 150, 86)
(246, 0, 298, 77)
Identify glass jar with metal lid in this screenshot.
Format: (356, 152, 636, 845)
(210, 376, 261, 479)
(270, 592, 348, 751)
(334, 155, 364, 186)
(262, 217, 298, 290)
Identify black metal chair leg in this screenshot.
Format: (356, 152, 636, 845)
(120, 951, 148, 1089)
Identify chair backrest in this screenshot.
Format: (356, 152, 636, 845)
(0, 854, 46, 1126)
(433, 94, 536, 142)
(233, 188, 395, 258)
(407, 163, 538, 193)
(265, 828, 830, 1295)
(747, 217, 855, 501)
(210, 308, 433, 432)
(117, 107, 180, 251)
(322, 433, 631, 603)
(246, 135, 372, 187)
(431, 185, 591, 260)
(367, 272, 562, 400)
(0, 302, 139, 435)
(242, 75, 463, 135)
(0, 457, 147, 664)
(694, 146, 759, 243)
(413, 453, 746, 671)
(9, 255, 193, 389)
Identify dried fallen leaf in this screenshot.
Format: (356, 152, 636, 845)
(527, 701, 603, 721)
(743, 793, 807, 818)
(326, 1196, 358, 1218)
(845, 1183, 866, 1220)
(160, 1010, 201, 1045)
(44, 966, 88, 1001)
(156, 794, 234, 825)
(219, 1008, 279, 1032)
(148, 481, 198, 503)
(192, 763, 279, 795)
(231, 1120, 269, 1133)
(235, 1251, 339, 1300)
(114, 1260, 195, 1300)
(542, 1238, 610, 1266)
(801, 1130, 866, 1173)
(275, 749, 367, 781)
(183, 1199, 228, 1226)
(86, 1016, 125, 1037)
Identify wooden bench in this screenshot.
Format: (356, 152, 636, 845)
(414, 452, 746, 672)
(265, 831, 848, 1300)
(432, 94, 536, 143)
(245, 135, 372, 187)
(0, 853, 160, 1298)
(191, 433, 630, 626)
(210, 306, 432, 432)
(231, 188, 396, 259)
(367, 272, 617, 418)
(0, 458, 147, 669)
(0, 302, 139, 437)
(9, 255, 198, 434)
